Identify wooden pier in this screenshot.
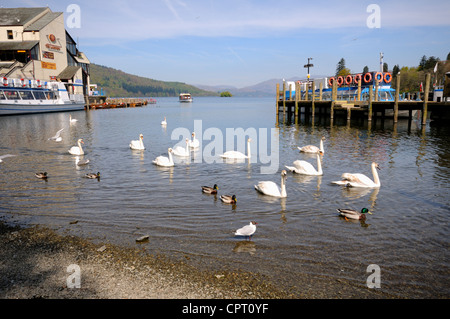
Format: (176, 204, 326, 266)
(276, 73, 449, 125)
(86, 96, 155, 110)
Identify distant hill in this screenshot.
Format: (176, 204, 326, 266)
(89, 64, 218, 97)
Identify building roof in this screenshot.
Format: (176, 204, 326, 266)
(0, 40, 39, 50)
(24, 11, 62, 31)
(57, 66, 81, 80)
(0, 7, 49, 26)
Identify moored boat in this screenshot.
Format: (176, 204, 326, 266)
(0, 77, 85, 116)
(179, 93, 193, 103)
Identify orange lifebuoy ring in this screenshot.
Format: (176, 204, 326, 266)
(2, 77, 8, 86)
(345, 75, 353, 85)
(374, 72, 383, 83)
(20, 78, 26, 87)
(36, 80, 41, 87)
(383, 72, 392, 83)
(328, 77, 335, 86)
(337, 76, 344, 86)
(354, 74, 362, 84)
(363, 72, 372, 83)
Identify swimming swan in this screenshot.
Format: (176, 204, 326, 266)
(332, 162, 381, 188)
(298, 136, 325, 154)
(190, 132, 200, 149)
(153, 148, 174, 167)
(220, 138, 251, 159)
(254, 170, 287, 198)
(285, 152, 323, 175)
(173, 138, 190, 157)
(69, 139, 84, 155)
(130, 134, 145, 150)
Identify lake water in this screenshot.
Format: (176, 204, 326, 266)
(0, 97, 449, 298)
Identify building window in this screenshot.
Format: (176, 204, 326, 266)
(7, 30, 13, 40)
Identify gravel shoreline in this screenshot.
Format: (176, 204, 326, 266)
(0, 221, 293, 299)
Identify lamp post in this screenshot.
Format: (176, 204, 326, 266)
(304, 57, 314, 89)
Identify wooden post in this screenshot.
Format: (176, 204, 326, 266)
(305, 82, 309, 101)
(319, 82, 323, 101)
(331, 81, 337, 120)
(357, 79, 361, 101)
(311, 81, 316, 120)
(275, 83, 280, 117)
(422, 73, 430, 125)
(394, 74, 400, 123)
(282, 81, 286, 120)
(374, 80, 379, 102)
(294, 82, 299, 123)
(368, 85, 373, 121)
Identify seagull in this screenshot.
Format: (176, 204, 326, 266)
(234, 221, 257, 240)
(0, 154, 16, 163)
(48, 128, 64, 142)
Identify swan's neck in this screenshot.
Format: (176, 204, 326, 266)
(247, 140, 251, 158)
(319, 139, 324, 153)
(140, 137, 144, 148)
(316, 154, 323, 174)
(168, 151, 173, 164)
(280, 176, 287, 197)
(78, 141, 84, 153)
(372, 164, 380, 186)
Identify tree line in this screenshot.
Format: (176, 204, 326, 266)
(335, 53, 450, 93)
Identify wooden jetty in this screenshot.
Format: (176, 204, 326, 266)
(276, 73, 449, 125)
(86, 96, 155, 110)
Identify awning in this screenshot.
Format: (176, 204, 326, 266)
(57, 66, 81, 80)
(0, 41, 39, 51)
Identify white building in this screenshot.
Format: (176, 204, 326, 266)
(0, 7, 90, 96)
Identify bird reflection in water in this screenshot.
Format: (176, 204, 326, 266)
(232, 241, 256, 255)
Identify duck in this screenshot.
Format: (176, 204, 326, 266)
(202, 184, 218, 194)
(173, 138, 190, 157)
(332, 162, 381, 188)
(220, 138, 251, 159)
(161, 117, 167, 126)
(235, 221, 257, 239)
(130, 134, 145, 150)
(68, 139, 84, 155)
(35, 172, 48, 179)
(298, 136, 325, 154)
(69, 115, 78, 124)
(48, 128, 64, 142)
(153, 148, 174, 167)
(254, 170, 287, 198)
(285, 152, 323, 175)
(189, 132, 200, 149)
(220, 194, 237, 204)
(85, 172, 100, 179)
(337, 208, 372, 220)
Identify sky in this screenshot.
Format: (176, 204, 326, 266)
(3, 0, 450, 88)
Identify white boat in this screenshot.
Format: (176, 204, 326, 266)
(179, 93, 193, 103)
(0, 77, 85, 116)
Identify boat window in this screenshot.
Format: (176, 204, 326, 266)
(46, 91, 57, 100)
(4, 90, 20, 100)
(0, 91, 5, 100)
(18, 90, 35, 100)
(33, 91, 47, 100)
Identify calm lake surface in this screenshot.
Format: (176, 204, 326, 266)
(1, 97, 449, 298)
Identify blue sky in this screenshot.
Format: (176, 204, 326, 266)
(4, 0, 450, 87)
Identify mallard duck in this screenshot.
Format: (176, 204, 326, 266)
(35, 172, 48, 179)
(85, 172, 100, 179)
(202, 184, 218, 194)
(235, 221, 257, 239)
(337, 208, 372, 220)
(220, 194, 236, 204)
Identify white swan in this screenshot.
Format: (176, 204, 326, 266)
(161, 117, 167, 126)
(220, 138, 251, 159)
(130, 134, 145, 150)
(173, 138, 190, 157)
(153, 148, 174, 167)
(69, 115, 78, 124)
(298, 136, 325, 154)
(332, 162, 381, 188)
(254, 170, 287, 198)
(68, 139, 84, 155)
(285, 152, 323, 176)
(189, 132, 199, 149)
(48, 128, 64, 142)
